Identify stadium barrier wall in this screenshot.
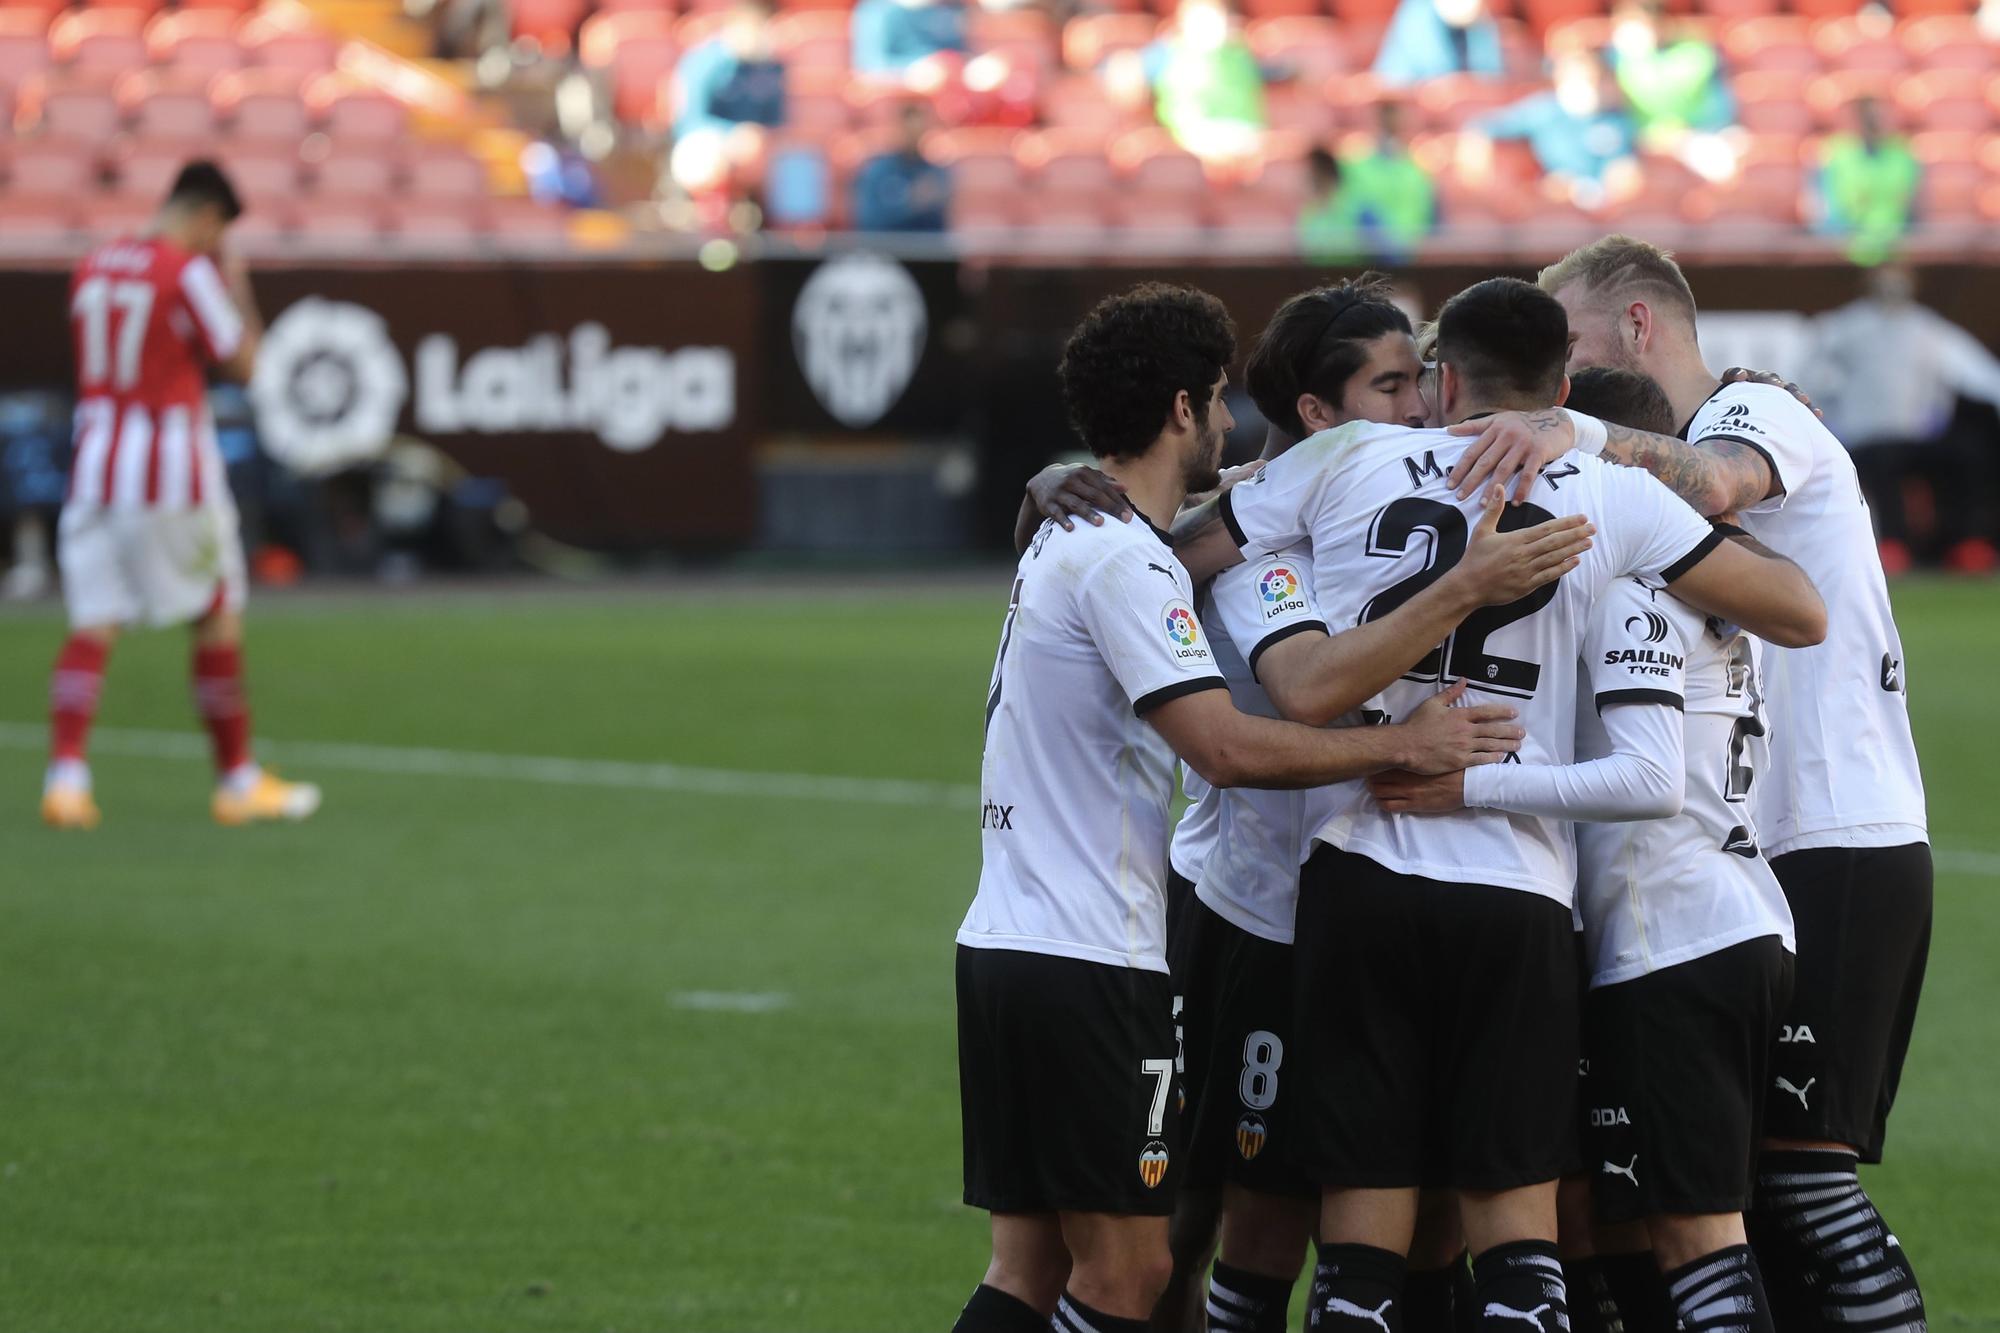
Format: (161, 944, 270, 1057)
(2, 257, 1989, 551)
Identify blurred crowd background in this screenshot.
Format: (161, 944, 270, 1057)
(0, 0, 1996, 254)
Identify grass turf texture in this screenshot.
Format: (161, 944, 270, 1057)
(0, 578, 1994, 1332)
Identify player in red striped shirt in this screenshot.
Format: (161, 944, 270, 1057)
(42, 161, 320, 829)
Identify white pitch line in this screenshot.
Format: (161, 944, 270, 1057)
(0, 722, 979, 810)
(1934, 849, 2000, 878)
(672, 991, 793, 1013)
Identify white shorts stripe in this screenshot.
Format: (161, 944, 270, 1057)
(157, 405, 194, 508)
(110, 402, 153, 512)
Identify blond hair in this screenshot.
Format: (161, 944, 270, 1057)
(1537, 234, 1698, 327)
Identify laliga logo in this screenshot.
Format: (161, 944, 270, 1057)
(1259, 566, 1300, 604)
(1165, 605, 1199, 647)
(792, 253, 926, 428)
(250, 298, 407, 477)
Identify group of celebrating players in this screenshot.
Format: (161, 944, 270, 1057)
(954, 238, 1931, 1333)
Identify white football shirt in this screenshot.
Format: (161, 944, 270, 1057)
(1682, 384, 1926, 855)
(1573, 578, 1796, 987)
(959, 514, 1228, 972)
(1219, 419, 1722, 904)
(1168, 544, 1335, 944)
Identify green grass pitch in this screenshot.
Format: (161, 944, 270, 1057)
(0, 577, 1994, 1331)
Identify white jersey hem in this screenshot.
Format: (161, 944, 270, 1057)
(954, 929, 1170, 974)
(1588, 925, 1796, 990)
(1764, 820, 1929, 860)
(1192, 880, 1295, 947)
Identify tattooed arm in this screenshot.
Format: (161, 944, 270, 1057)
(1445, 410, 1779, 517)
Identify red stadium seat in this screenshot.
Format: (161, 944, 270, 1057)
(486, 198, 572, 245)
(1696, 0, 1783, 21)
(1811, 15, 1907, 76)
(82, 199, 158, 244)
(971, 9, 1058, 72)
(1899, 16, 1993, 73)
(511, 0, 591, 52)
(7, 138, 99, 193)
(1019, 128, 1117, 194)
(1543, 16, 1613, 57)
(0, 0, 66, 30)
(771, 9, 851, 69)
(1038, 73, 1135, 134)
(49, 9, 149, 72)
(927, 125, 1027, 193)
(950, 191, 1021, 245)
(1263, 82, 1339, 136)
(307, 75, 410, 141)
(119, 70, 218, 139)
(1242, 0, 1324, 17)
(238, 17, 340, 76)
(82, 0, 170, 15)
(177, 0, 262, 11)
(1331, 0, 1402, 27)
(1522, 0, 1604, 38)
(405, 145, 489, 199)
(1896, 0, 1977, 15)
(1898, 69, 1992, 132)
(1804, 71, 1898, 128)
(1790, 0, 1864, 21)
(1720, 17, 1818, 76)
(1109, 189, 1209, 245)
(1062, 13, 1159, 70)
(1318, 70, 1392, 133)
(294, 199, 385, 243)
(110, 136, 210, 198)
(1246, 16, 1352, 82)
(0, 194, 80, 244)
(313, 149, 400, 196)
(1020, 189, 1115, 242)
(579, 9, 675, 67)
(214, 143, 305, 201)
(389, 198, 488, 243)
(18, 74, 123, 139)
(1245, 137, 1312, 198)
(581, 11, 679, 126)
(1918, 157, 1985, 218)
(593, 0, 683, 10)
(1413, 73, 1524, 129)
(146, 9, 247, 76)
(1112, 127, 1208, 191)
(0, 12, 55, 91)
(212, 69, 313, 141)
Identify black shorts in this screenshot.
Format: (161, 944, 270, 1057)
(1584, 936, 1795, 1222)
(1764, 842, 1933, 1162)
(1166, 869, 1199, 989)
(1179, 895, 1317, 1199)
(1292, 845, 1579, 1191)
(957, 945, 1182, 1215)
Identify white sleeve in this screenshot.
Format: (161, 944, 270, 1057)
(1460, 701, 1684, 821)
(1596, 462, 1725, 585)
(1692, 385, 1814, 515)
(1461, 581, 1688, 821)
(1217, 439, 1328, 559)
(1208, 543, 1328, 679)
(1078, 544, 1229, 715)
(1934, 317, 2000, 409)
(179, 255, 243, 362)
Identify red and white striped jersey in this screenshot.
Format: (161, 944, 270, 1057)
(66, 236, 243, 512)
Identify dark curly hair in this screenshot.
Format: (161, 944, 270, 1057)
(1058, 283, 1237, 461)
(1564, 366, 1676, 435)
(1244, 274, 1412, 440)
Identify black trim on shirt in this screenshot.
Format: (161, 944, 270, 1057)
(1134, 676, 1227, 716)
(1691, 431, 1781, 495)
(1129, 504, 1174, 547)
(1596, 688, 1685, 713)
(1216, 489, 1249, 549)
(1660, 528, 1726, 583)
(1247, 619, 1330, 679)
(1677, 382, 1732, 440)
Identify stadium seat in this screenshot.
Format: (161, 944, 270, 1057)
(18, 75, 123, 139)
(294, 199, 385, 242)
(1242, 0, 1324, 17)
(405, 145, 489, 198)
(308, 75, 410, 142)
(1413, 73, 1523, 130)
(215, 143, 305, 200)
(1062, 13, 1158, 70)
(1696, 0, 1783, 21)
(1895, 0, 1978, 15)
(1803, 70, 1898, 128)
(177, 0, 262, 10)
(0, 195, 80, 245)
(1038, 74, 1134, 134)
(1263, 82, 1339, 136)
(950, 190, 1020, 243)
(1621, 153, 1703, 214)
(82, 0, 170, 15)
(1246, 17, 1353, 83)
(1318, 70, 1393, 133)
(7, 138, 99, 194)
(1918, 153, 1985, 218)
(313, 149, 400, 196)
(1543, 16, 1613, 57)
(238, 17, 341, 76)
(1522, 0, 1605, 38)
(49, 9, 149, 72)
(1019, 128, 1117, 194)
(580, 11, 679, 126)
(1811, 15, 1907, 76)
(1898, 69, 1992, 132)
(511, 0, 592, 53)
(82, 200, 157, 244)
(971, 9, 1058, 74)
(1020, 189, 1115, 243)
(212, 69, 313, 141)
(109, 136, 208, 198)
(927, 125, 1026, 193)
(1109, 189, 1209, 245)
(1790, 0, 1864, 20)
(1899, 16, 1993, 73)
(119, 70, 219, 139)
(1732, 70, 1815, 135)
(1, 0, 66, 28)
(771, 9, 851, 70)
(485, 198, 572, 245)
(1720, 17, 1819, 76)
(389, 198, 488, 243)
(146, 9, 247, 75)
(0, 12, 55, 91)
(1112, 127, 1208, 191)
(1332, 0, 1403, 27)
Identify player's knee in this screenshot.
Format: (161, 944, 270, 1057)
(1220, 1194, 1315, 1276)
(983, 1253, 1068, 1312)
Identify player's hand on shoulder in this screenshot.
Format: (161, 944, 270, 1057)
(1721, 367, 1822, 419)
(1366, 767, 1468, 814)
(1395, 680, 1523, 775)
(1027, 463, 1131, 531)
(1454, 484, 1594, 604)
(1446, 409, 1575, 502)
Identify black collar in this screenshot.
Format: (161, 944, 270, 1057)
(1678, 381, 1730, 440)
(1127, 504, 1174, 546)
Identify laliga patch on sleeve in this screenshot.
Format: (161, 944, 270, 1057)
(1162, 600, 1212, 662)
(1254, 558, 1310, 622)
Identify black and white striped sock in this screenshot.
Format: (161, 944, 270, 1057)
(1051, 1291, 1148, 1333)
(1471, 1240, 1571, 1333)
(1307, 1242, 1406, 1333)
(954, 1282, 1050, 1333)
(1206, 1259, 1295, 1333)
(1663, 1245, 1776, 1333)
(1749, 1149, 1926, 1333)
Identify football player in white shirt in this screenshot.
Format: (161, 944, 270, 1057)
(1449, 236, 1931, 1333)
(953, 285, 1541, 1333)
(1170, 278, 1827, 1333)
